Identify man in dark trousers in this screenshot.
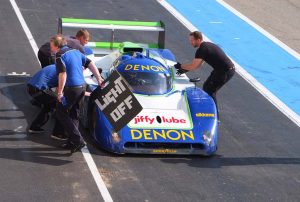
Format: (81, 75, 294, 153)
(27, 64, 65, 137)
(50, 34, 103, 153)
(38, 29, 91, 68)
(175, 31, 235, 119)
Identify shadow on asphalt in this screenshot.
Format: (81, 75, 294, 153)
(0, 146, 72, 166)
(159, 155, 300, 168)
(80, 113, 300, 168)
(84, 129, 300, 168)
(0, 75, 31, 84)
(97, 151, 300, 168)
(0, 77, 73, 166)
(80, 126, 117, 158)
(87, 141, 300, 168)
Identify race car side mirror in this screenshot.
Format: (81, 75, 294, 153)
(189, 77, 201, 83)
(189, 77, 201, 89)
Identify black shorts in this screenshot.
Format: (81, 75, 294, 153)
(203, 68, 235, 95)
(37, 50, 55, 68)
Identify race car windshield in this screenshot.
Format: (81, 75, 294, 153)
(148, 50, 167, 66)
(120, 71, 172, 95)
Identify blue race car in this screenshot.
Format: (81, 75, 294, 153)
(59, 18, 218, 155)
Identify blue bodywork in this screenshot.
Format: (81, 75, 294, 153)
(86, 48, 218, 155)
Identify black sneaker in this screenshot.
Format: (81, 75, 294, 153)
(51, 134, 68, 141)
(70, 142, 86, 153)
(30, 99, 42, 108)
(28, 127, 44, 134)
(60, 142, 74, 150)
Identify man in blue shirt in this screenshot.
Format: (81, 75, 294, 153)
(27, 64, 64, 137)
(50, 35, 103, 153)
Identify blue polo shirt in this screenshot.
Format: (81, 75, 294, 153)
(27, 64, 58, 90)
(56, 46, 91, 87)
(83, 46, 93, 55)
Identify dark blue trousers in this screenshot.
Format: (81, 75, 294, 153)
(56, 86, 85, 145)
(28, 84, 56, 128)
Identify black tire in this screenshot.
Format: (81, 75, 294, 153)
(88, 102, 97, 137)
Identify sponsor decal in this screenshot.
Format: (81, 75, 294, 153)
(128, 110, 192, 129)
(130, 129, 194, 141)
(195, 113, 215, 117)
(133, 115, 186, 124)
(124, 64, 166, 73)
(152, 149, 177, 154)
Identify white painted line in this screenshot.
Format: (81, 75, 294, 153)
(9, 0, 114, 201)
(157, 0, 300, 127)
(156, 0, 211, 42)
(217, 0, 300, 60)
(7, 71, 30, 76)
(81, 147, 113, 202)
(9, 0, 39, 58)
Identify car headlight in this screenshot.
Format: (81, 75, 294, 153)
(112, 131, 121, 143)
(203, 130, 213, 145)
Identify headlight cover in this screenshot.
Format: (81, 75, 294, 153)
(112, 131, 121, 143)
(203, 130, 213, 146)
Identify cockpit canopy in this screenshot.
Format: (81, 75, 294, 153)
(115, 53, 172, 95)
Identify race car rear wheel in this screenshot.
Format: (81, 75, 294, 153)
(88, 104, 97, 138)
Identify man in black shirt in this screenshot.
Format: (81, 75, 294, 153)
(38, 29, 90, 68)
(175, 31, 235, 119)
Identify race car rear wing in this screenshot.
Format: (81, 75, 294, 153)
(57, 17, 165, 54)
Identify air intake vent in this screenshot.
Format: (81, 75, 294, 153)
(124, 142, 205, 150)
(123, 47, 143, 53)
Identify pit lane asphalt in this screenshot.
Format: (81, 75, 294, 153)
(0, 0, 299, 201)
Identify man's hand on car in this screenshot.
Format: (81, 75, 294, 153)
(174, 62, 182, 69)
(176, 68, 189, 75)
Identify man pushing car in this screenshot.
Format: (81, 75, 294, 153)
(175, 31, 235, 120)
